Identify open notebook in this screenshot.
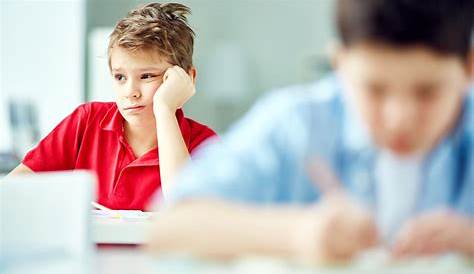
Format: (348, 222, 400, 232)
(91, 209, 154, 244)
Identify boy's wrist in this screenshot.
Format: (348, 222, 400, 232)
(153, 103, 176, 117)
(454, 217, 474, 256)
(249, 207, 315, 260)
(289, 208, 325, 263)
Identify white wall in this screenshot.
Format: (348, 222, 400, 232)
(86, 0, 335, 133)
(0, 2, 9, 152)
(88, 27, 114, 102)
(0, 0, 85, 154)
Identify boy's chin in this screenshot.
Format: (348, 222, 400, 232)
(123, 115, 155, 128)
(385, 144, 426, 158)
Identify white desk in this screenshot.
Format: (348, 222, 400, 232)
(5, 243, 473, 274)
(93, 247, 474, 274)
(4, 211, 473, 274)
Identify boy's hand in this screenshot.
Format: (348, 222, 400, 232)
(153, 65, 195, 114)
(294, 195, 378, 263)
(392, 209, 474, 258)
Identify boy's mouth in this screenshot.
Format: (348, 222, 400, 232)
(387, 138, 414, 155)
(123, 105, 146, 112)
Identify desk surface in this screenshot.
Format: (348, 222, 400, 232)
(6, 245, 473, 274)
(4, 213, 474, 274)
(98, 247, 474, 274)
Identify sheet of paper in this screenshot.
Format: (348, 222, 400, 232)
(91, 210, 153, 221)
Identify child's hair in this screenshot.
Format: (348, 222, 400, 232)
(108, 2, 195, 70)
(336, 0, 473, 60)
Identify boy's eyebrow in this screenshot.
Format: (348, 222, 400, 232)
(137, 67, 167, 72)
(111, 67, 123, 72)
(111, 67, 167, 72)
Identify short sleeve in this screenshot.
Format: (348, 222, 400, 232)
(188, 124, 218, 155)
(22, 104, 90, 171)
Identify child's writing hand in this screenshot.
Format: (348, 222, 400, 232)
(153, 65, 195, 114)
(294, 195, 378, 264)
(298, 157, 378, 263)
(391, 209, 474, 258)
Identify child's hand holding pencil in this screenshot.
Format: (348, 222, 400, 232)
(292, 157, 378, 264)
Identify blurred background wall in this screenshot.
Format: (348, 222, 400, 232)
(0, 0, 336, 172)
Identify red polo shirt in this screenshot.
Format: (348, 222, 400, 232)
(22, 102, 217, 210)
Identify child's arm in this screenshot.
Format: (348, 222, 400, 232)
(392, 210, 474, 258)
(5, 163, 33, 178)
(146, 196, 377, 264)
(153, 66, 196, 198)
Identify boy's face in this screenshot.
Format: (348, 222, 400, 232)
(338, 43, 470, 156)
(110, 47, 173, 127)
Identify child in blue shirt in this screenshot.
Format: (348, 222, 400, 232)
(147, 0, 474, 263)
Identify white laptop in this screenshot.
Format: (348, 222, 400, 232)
(0, 171, 95, 274)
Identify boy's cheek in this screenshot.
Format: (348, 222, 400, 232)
(131, 84, 160, 105)
(144, 82, 162, 96)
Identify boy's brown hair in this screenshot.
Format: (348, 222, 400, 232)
(108, 2, 195, 70)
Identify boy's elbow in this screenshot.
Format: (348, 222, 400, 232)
(4, 163, 33, 179)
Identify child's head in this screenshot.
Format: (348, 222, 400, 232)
(335, 0, 473, 156)
(108, 3, 195, 127)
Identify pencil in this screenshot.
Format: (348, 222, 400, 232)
(91, 201, 122, 218)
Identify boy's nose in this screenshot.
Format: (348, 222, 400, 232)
(384, 98, 416, 132)
(124, 81, 141, 99)
(125, 90, 141, 99)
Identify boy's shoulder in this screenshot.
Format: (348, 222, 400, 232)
(253, 73, 345, 129)
(247, 74, 343, 120)
(225, 74, 345, 154)
(181, 113, 217, 138)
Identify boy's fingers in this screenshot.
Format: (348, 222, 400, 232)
(392, 213, 453, 258)
(360, 218, 378, 248)
(172, 65, 187, 78)
(163, 67, 175, 81)
(170, 65, 181, 76)
(392, 222, 416, 257)
(328, 205, 377, 259)
(392, 221, 434, 257)
(170, 65, 194, 84)
(418, 224, 458, 255)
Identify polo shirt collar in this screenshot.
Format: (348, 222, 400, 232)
(100, 103, 124, 134)
(99, 103, 190, 167)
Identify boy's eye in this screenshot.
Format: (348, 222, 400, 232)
(367, 83, 387, 99)
(141, 73, 157, 80)
(416, 86, 439, 101)
(114, 74, 126, 81)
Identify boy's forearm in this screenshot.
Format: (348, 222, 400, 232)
(155, 107, 191, 198)
(5, 163, 33, 179)
(457, 218, 474, 257)
(146, 200, 308, 259)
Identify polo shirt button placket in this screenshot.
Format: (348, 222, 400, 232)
(113, 167, 131, 205)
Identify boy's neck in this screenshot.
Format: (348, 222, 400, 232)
(124, 121, 158, 156)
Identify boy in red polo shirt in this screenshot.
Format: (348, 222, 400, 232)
(7, 3, 217, 210)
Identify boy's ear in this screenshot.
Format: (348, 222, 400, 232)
(330, 43, 345, 71)
(188, 67, 197, 84)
